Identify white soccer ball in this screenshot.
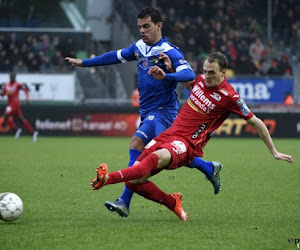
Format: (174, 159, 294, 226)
(0, 192, 23, 222)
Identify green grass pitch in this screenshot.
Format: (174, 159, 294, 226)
(0, 136, 299, 249)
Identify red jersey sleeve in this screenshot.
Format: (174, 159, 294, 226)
(227, 91, 253, 120)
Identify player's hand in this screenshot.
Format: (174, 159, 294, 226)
(160, 52, 175, 72)
(148, 66, 166, 80)
(65, 57, 83, 67)
(273, 151, 294, 163)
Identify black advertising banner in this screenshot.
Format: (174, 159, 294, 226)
(213, 113, 300, 138)
(0, 105, 299, 138)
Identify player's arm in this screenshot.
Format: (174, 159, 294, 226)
(65, 51, 121, 67)
(148, 66, 194, 90)
(247, 115, 294, 163)
(148, 52, 195, 87)
(0, 84, 6, 96)
(164, 51, 195, 83)
(21, 83, 30, 103)
(150, 51, 195, 90)
(65, 43, 136, 67)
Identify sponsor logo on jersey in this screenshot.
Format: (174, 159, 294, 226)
(192, 124, 207, 139)
(179, 59, 187, 64)
(190, 84, 216, 113)
(210, 92, 221, 101)
(171, 140, 187, 154)
(136, 130, 148, 139)
(6, 85, 18, 93)
(142, 58, 148, 68)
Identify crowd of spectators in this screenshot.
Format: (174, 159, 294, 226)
(152, 0, 296, 77)
(0, 0, 297, 77)
(271, 0, 300, 67)
(0, 33, 77, 73)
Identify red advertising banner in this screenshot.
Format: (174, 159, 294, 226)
(34, 113, 140, 136)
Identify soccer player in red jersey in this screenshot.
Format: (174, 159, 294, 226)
(0, 72, 38, 142)
(90, 52, 294, 221)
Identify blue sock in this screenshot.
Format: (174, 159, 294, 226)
(120, 149, 142, 208)
(187, 157, 213, 178)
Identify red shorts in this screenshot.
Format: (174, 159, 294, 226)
(137, 135, 195, 174)
(5, 105, 23, 118)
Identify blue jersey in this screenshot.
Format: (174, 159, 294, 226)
(116, 37, 194, 117)
(82, 37, 195, 144)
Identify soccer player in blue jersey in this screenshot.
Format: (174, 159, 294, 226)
(65, 7, 222, 218)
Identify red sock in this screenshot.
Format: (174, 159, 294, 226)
(106, 153, 158, 185)
(126, 181, 176, 210)
(23, 119, 34, 134)
(7, 117, 18, 130)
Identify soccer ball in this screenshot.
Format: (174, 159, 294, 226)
(0, 192, 23, 222)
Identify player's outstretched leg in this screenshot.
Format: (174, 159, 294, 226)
(90, 163, 109, 190)
(126, 181, 188, 221)
(187, 157, 223, 194)
(171, 192, 188, 221)
(104, 198, 129, 217)
(6, 117, 19, 139)
(22, 119, 34, 134)
(104, 149, 141, 217)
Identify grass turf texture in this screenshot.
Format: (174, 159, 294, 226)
(0, 136, 299, 249)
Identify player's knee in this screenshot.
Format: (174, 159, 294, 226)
(125, 181, 137, 191)
(130, 136, 145, 151)
(127, 178, 147, 184)
(154, 149, 172, 168)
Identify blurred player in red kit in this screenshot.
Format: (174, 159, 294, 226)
(0, 72, 38, 142)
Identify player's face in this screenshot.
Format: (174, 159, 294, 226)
(203, 59, 226, 88)
(138, 16, 162, 45)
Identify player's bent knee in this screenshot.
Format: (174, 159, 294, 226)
(128, 171, 151, 184)
(130, 136, 145, 151)
(127, 178, 147, 184)
(153, 149, 172, 168)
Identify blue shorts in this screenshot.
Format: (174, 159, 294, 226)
(134, 109, 177, 145)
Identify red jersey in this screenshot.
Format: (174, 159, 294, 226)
(1, 81, 29, 107)
(156, 74, 253, 157)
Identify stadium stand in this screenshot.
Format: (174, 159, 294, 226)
(0, 0, 299, 103)
(133, 0, 297, 77)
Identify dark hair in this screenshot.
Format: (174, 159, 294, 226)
(10, 72, 16, 81)
(137, 7, 162, 24)
(206, 52, 228, 71)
